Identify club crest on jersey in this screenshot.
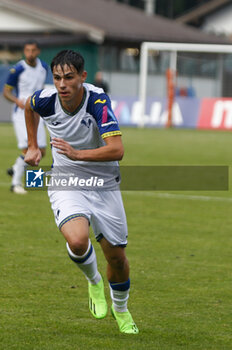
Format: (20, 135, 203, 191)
(81, 118, 92, 128)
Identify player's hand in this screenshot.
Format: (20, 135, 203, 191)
(50, 137, 78, 161)
(24, 148, 42, 166)
(16, 99, 25, 110)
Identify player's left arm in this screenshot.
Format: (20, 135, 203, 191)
(51, 135, 124, 161)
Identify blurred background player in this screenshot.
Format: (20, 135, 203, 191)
(3, 40, 48, 194)
(93, 71, 110, 94)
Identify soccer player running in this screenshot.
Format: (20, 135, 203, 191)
(24, 50, 139, 334)
(3, 40, 48, 194)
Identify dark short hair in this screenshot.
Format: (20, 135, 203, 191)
(51, 50, 85, 74)
(23, 40, 40, 49)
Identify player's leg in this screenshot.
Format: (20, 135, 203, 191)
(99, 237, 129, 282)
(99, 238, 139, 334)
(91, 190, 138, 333)
(9, 110, 28, 193)
(10, 114, 46, 193)
(61, 217, 107, 319)
(10, 148, 28, 194)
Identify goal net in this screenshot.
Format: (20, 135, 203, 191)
(137, 42, 232, 129)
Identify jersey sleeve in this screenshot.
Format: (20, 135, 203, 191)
(41, 60, 48, 72)
(40, 60, 49, 78)
(30, 89, 56, 117)
(5, 64, 24, 89)
(87, 92, 121, 139)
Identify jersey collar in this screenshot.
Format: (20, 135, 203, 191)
(58, 87, 87, 117)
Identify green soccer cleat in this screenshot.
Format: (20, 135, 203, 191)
(111, 305, 139, 334)
(88, 277, 108, 319)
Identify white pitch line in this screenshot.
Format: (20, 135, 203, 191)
(1, 180, 231, 203)
(123, 191, 232, 203)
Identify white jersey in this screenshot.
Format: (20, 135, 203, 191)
(30, 83, 122, 189)
(6, 58, 48, 107)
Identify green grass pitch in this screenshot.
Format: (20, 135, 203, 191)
(0, 123, 232, 349)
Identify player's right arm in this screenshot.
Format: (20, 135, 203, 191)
(24, 97, 42, 166)
(3, 65, 25, 109)
(3, 85, 25, 109)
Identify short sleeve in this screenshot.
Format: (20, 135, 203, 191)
(41, 60, 48, 73)
(87, 92, 121, 139)
(5, 64, 24, 89)
(30, 89, 56, 117)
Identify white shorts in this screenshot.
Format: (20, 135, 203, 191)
(48, 190, 128, 246)
(12, 108, 47, 149)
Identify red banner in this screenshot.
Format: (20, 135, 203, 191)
(198, 98, 232, 130)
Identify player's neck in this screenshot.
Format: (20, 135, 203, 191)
(60, 87, 85, 114)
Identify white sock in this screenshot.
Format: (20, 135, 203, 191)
(66, 240, 101, 285)
(109, 279, 130, 312)
(12, 156, 28, 186)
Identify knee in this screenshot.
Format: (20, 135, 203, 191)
(68, 237, 89, 256)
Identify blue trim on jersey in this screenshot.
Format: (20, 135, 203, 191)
(110, 279, 130, 291)
(30, 90, 56, 118)
(40, 60, 48, 72)
(87, 91, 120, 136)
(40, 59, 49, 82)
(5, 63, 25, 97)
